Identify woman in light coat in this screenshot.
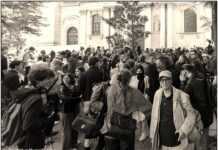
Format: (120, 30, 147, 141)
(150, 70, 196, 150)
(129, 65, 151, 141)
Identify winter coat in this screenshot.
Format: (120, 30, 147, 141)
(150, 87, 196, 150)
(145, 63, 159, 103)
(101, 83, 151, 134)
(59, 83, 81, 113)
(182, 76, 213, 128)
(129, 75, 150, 94)
(14, 88, 48, 149)
(1, 55, 8, 81)
(4, 70, 20, 91)
(79, 66, 103, 101)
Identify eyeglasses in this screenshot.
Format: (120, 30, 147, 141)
(160, 78, 171, 82)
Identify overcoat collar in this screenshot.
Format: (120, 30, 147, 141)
(156, 86, 180, 121)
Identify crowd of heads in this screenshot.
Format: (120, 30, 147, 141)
(2, 42, 217, 91)
(1, 43, 216, 149)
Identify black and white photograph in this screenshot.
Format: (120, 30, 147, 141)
(1, 1, 217, 150)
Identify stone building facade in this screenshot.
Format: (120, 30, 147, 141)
(25, 2, 213, 50)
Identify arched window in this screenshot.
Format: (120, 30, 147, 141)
(67, 27, 78, 45)
(184, 8, 197, 32)
(92, 14, 101, 35)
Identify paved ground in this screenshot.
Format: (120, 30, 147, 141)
(45, 120, 216, 150)
(4, 115, 217, 150)
(46, 122, 152, 150)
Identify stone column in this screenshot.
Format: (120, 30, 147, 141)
(160, 3, 166, 48)
(86, 10, 91, 47)
(144, 6, 152, 48)
(53, 2, 62, 45)
(167, 3, 173, 48)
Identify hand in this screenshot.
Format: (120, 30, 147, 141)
(83, 101, 91, 114)
(139, 133, 146, 141)
(179, 70, 187, 82)
(175, 129, 186, 141)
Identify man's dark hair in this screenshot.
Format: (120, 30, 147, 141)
(38, 56, 43, 61)
(88, 56, 99, 66)
(9, 60, 22, 69)
(135, 64, 145, 74)
(2, 46, 8, 52)
(29, 46, 35, 51)
(156, 55, 171, 69)
(28, 68, 55, 86)
(77, 66, 85, 73)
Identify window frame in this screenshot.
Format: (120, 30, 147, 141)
(67, 27, 78, 45)
(184, 8, 197, 33)
(92, 14, 101, 35)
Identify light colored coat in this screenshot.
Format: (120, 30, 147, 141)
(150, 86, 196, 150)
(129, 75, 150, 91)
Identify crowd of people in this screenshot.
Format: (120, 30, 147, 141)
(1, 43, 217, 150)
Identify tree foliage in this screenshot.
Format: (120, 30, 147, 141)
(1, 1, 46, 51)
(203, 1, 217, 50)
(103, 1, 151, 55)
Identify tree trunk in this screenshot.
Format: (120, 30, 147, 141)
(212, 2, 217, 51)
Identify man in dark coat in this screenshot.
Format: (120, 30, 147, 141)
(180, 64, 213, 150)
(79, 56, 103, 102)
(1, 46, 8, 81)
(4, 60, 25, 92)
(79, 56, 103, 150)
(59, 72, 81, 150)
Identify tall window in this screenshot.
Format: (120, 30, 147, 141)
(92, 14, 101, 35)
(67, 27, 78, 45)
(184, 8, 197, 32)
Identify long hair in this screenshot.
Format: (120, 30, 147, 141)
(117, 69, 132, 99)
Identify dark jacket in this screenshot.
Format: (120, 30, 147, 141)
(170, 66, 181, 89)
(1, 55, 8, 81)
(4, 70, 20, 91)
(79, 66, 103, 101)
(59, 82, 81, 113)
(144, 63, 159, 104)
(15, 88, 48, 149)
(182, 76, 213, 128)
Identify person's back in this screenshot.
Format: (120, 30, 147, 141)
(4, 70, 20, 92)
(1, 54, 8, 80)
(184, 76, 213, 128)
(14, 87, 47, 149)
(84, 66, 102, 100)
(16, 64, 56, 149)
(102, 69, 149, 150)
(80, 57, 103, 101)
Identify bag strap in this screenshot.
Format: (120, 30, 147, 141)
(46, 77, 59, 93)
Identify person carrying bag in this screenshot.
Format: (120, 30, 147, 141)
(101, 69, 149, 150)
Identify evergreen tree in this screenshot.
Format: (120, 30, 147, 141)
(103, 1, 150, 56)
(202, 1, 217, 50)
(1, 1, 46, 53)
